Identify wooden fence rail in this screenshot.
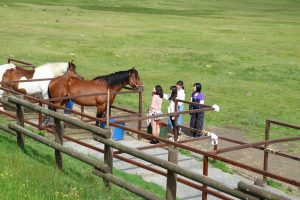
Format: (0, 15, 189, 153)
(0, 95, 292, 200)
(8, 123, 110, 172)
(4, 96, 257, 200)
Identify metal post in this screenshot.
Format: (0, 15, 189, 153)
(138, 89, 142, 140)
(38, 102, 42, 128)
(106, 89, 110, 128)
(202, 155, 209, 200)
(263, 120, 270, 184)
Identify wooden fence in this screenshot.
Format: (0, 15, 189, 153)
(0, 95, 291, 200)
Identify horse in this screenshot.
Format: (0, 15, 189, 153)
(1, 61, 77, 100)
(47, 68, 83, 109)
(0, 63, 17, 111)
(48, 68, 143, 126)
(1, 66, 35, 94)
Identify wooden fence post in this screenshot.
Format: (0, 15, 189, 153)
(103, 143, 113, 189)
(16, 103, 25, 150)
(54, 117, 64, 170)
(166, 148, 178, 200)
(102, 89, 113, 188)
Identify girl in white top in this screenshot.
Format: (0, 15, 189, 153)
(176, 81, 185, 131)
(163, 86, 178, 131)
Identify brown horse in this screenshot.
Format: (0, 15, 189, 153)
(1, 66, 35, 94)
(47, 68, 83, 109)
(48, 68, 143, 126)
(0, 61, 77, 100)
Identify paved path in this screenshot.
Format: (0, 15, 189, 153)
(63, 131, 298, 200)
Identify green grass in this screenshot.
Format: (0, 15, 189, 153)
(0, 126, 165, 199)
(1, 0, 299, 144)
(266, 179, 295, 195)
(178, 148, 234, 174)
(208, 159, 235, 174)
(0, 0, 299, 190)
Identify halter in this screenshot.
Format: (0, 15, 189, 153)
(130, 78, 143, 88)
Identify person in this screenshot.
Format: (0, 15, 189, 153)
(176, 80, 185, 132)
(149, 85, 163, 144)
(189, 83, 205, 137)
(163, 86, 178, 133)
(168, 81, 185, 131)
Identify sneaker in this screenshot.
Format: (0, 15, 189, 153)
(193, 133, 201, 138)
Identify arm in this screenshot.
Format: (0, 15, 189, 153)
(163, 93, 170, 100)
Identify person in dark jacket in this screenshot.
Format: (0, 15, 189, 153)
(189, 83, 205, 137)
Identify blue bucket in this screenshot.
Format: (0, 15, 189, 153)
(64, 100, 74, 114)
(101, 119, 125, 141)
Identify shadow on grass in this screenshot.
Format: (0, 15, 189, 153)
(79, 5, 222, 17)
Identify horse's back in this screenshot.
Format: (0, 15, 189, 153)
(69, 79, 107, 94)
(35, 62, 68, 78)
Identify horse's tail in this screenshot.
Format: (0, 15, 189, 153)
(47, 85, 55, 111)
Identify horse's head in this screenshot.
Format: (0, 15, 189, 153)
(66, 66, 83, 80)
(128, 68, 143, 89)
(15, 67, 35, 80)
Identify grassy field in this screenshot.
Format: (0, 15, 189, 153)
(0, 125, 165, 199)
(0, 1, 299, 139)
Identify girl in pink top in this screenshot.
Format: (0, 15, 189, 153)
(149, 85, 163, 144)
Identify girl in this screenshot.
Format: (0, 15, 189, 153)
(168, 81, 185, 131)
(176, 80, 185, 132)
(149, 85, 163, 144)
(164, 86, 178, 133)
(189, 83, 205, 137)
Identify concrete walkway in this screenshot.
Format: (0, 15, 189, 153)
(63, 133, 298, 200)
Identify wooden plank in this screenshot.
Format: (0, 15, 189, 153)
(7, 96, 110, 139)
(238, 181, 291, 200)
(166, 148, 178, 200)
(93, 169, 162, 200)
(8, 123, 110, 173)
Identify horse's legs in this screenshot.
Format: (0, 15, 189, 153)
(95, 112, 103, 126)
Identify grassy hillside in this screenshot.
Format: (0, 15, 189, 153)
(0, 125, 165, 199)
(0, 0, 299, 142)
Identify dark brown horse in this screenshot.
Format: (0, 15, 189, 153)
(1, 66, 35, 94)
(48, 68, 143, 125)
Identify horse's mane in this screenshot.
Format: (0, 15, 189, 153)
(93, 68, 137, 88)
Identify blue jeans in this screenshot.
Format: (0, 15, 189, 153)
(168, 105, 184, 129)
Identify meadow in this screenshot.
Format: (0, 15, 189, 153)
(0, 1, 299, 148)
(0, 0, 299, 199)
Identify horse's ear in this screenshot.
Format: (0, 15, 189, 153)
(130, 67, 136, 73)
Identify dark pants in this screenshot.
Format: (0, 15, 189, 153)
(190, 112, 204, 136)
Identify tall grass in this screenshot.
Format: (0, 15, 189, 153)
(0, 0, 299, 141)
